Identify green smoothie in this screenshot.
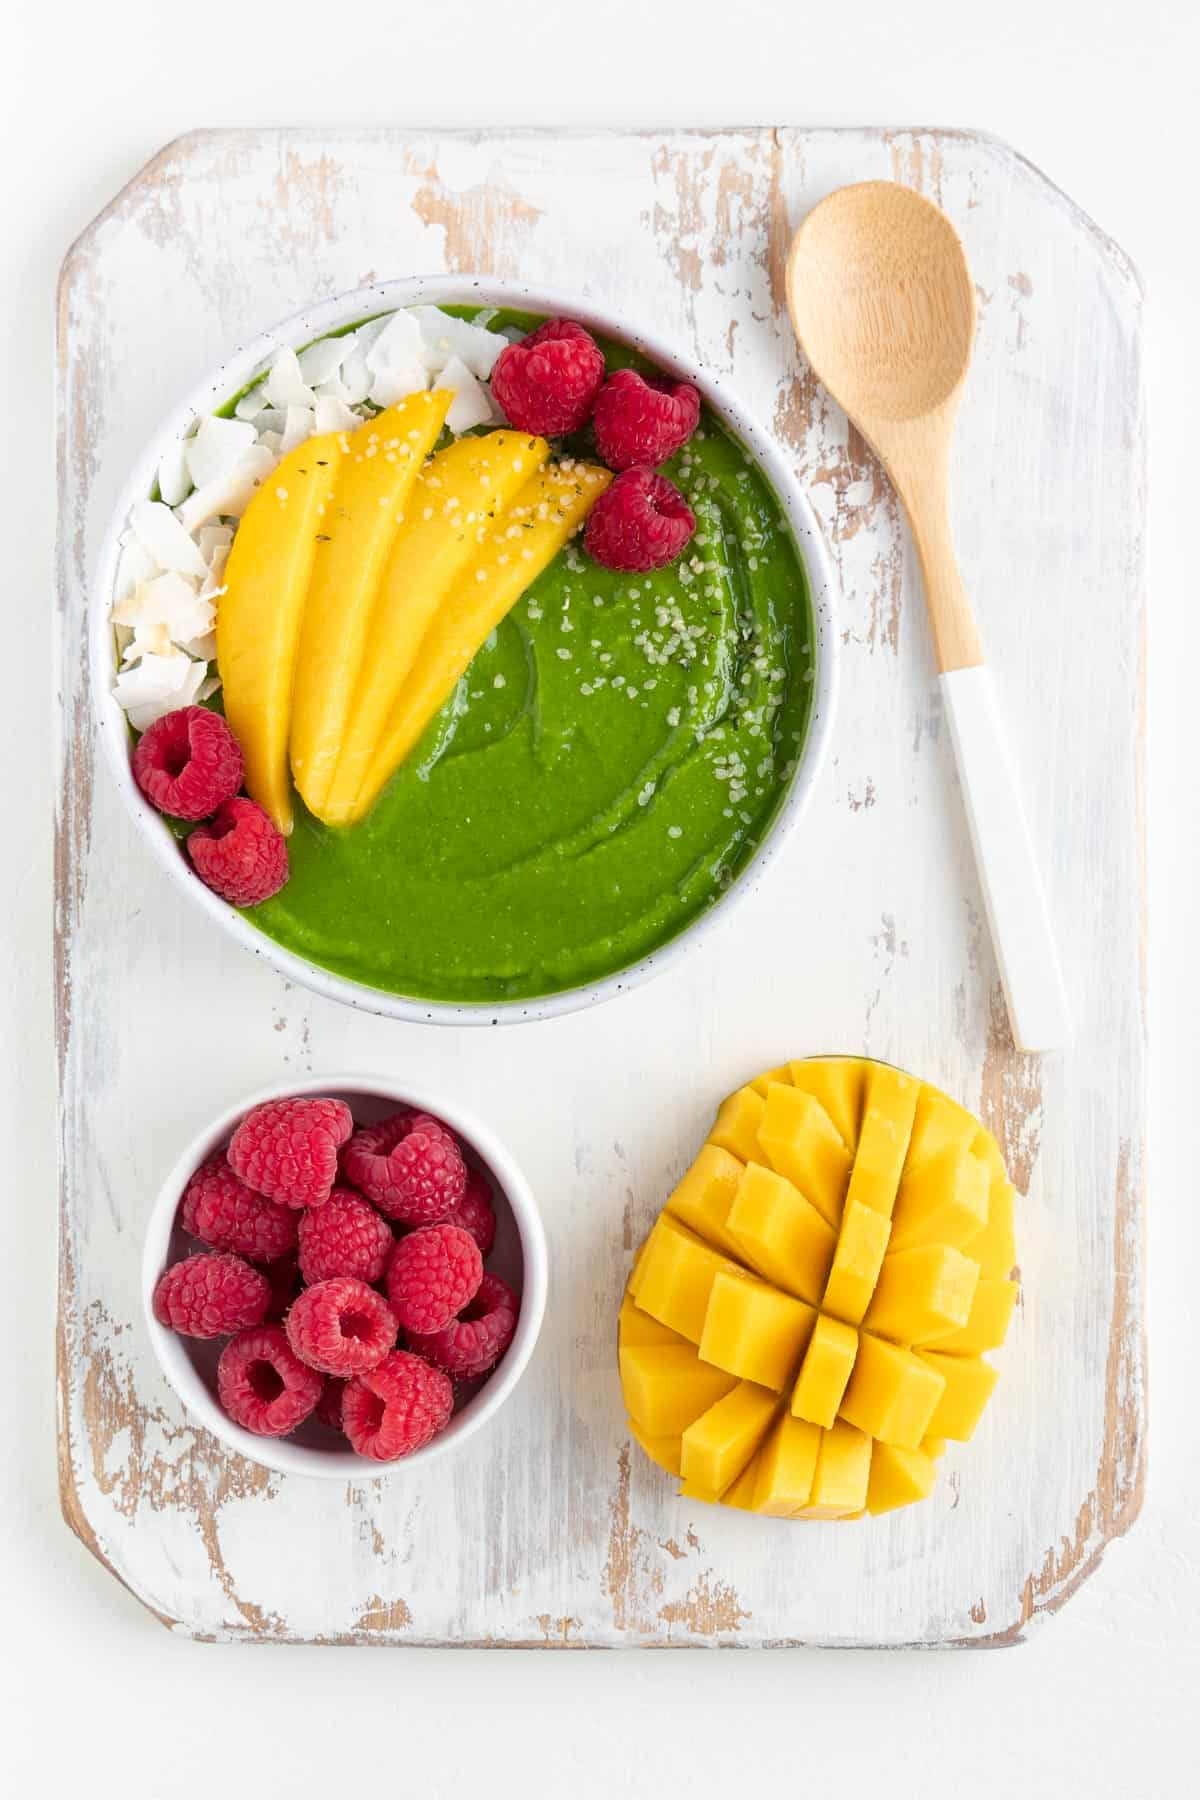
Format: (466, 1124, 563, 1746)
(239, 312, 816, 1003)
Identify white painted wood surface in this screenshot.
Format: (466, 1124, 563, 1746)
(55, 127, 1145, 1647)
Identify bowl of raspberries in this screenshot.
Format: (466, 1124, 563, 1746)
(143, 1077, 546, 1475)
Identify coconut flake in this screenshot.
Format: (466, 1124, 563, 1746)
(314, 393, 361, 434)
(195, 524, 234, 562)
(157, 439, 193, 508)
(297, 336, 350, 388)
(130, 499, 208, 579)
(435, 356, 495, 433)
(120, 621, 173, 665)
(262, 347, 316, 410)
(250, 407, 288, 438)
(412, 306, 505, 379)
(279, 405, 315, 455)
(235, 386, 267, 421)
(113, 534, 160, 605)
(366, 309, 425, 374)
(369, 363, 429, 407)
(115, 570, 215, 645)
(113, 650, 207, 729)
(176, 445, 277, 532)
(185, 415, 259, 491)
(338, 350, 372, 407)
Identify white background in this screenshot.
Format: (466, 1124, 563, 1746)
(5, 3, 1198, 1794)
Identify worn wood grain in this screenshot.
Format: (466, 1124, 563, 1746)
(56, 127, 1145, 1646)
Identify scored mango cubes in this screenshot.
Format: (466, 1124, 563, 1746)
(621, 1057, 1019, 1522)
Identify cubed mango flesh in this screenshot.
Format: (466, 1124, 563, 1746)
(699, 1271, 816, 1391)
(864, 1243, 979, 1345)
(839, 1332, 947, 1450)
(914, 1351, 1000, 1441)
(889, 1142, 990, 1253)
(708, 1086, 767, 1163)
(717, 1453, 764, 1512)
(844, 1062, 920, 1218)
(680, 1381, 779, 1495)
(618, 1294, 690, 1350)
(757, 1085, 851, 1227)
(664, 1144, 745, 1258)
(748, 1064, 793, 1098)
(794, 1420, 872, 1518)
(821, 1197, 892, 1325)
(926, 1277, 1018, 1354)
(620, 1343, 739, 1436)
(904, 1087, 980, 1178)
(627, 1420, 683, 1478)
(725, 1161, 836, 1304)
(787, 1056, 867, 1152)
(790, 1314, 859, 1428)
(866, 1443, 939, 1515)
(633, 1216, 749, 1343)
(752, 1413, 821, 1516)
(966, 1178, 1017, 1278)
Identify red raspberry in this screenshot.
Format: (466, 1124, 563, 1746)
(181, 1153, 298, 1264)
(298, 1188, 393, 1285)
(228, 1095, 353, 1209)
(385, 1224, 483, 1335)
(584, 467, 696, 572)
(217, 1325, 322, 1436)
(592, 367, 701, 471)
(406, 1272, 518, 1378)
(187, 796, 289, 907)
(315, 1375, 348, 1431)
(342, 1351, 453, 1461)
(490, 319, 606, 436)
(263, 1252, 302, 1322)
(445, 1167, 497, 1259)
(342, 1111, 466, 1225)
(152, 1252, 270, 1339)
(285, 1275, 397, 1375)
(132, 705, 243, 820)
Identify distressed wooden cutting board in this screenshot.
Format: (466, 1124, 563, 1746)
(56, 127, 1145, 1646)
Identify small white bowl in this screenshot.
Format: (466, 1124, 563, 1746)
(142, 1074, 547, 1479)
(94, 276, 839, 1025)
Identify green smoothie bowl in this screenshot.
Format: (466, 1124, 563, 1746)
(94, 279, 838, 1023)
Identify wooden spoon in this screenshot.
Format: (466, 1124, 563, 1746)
(786, 180, 1068, 1052)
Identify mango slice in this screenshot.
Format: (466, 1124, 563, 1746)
(866, 1443, 939, 1515)
(619, 1342, 739, 1437)
(790, 1314, 859, 1428)
(844, 1062, 920, 1218)
(216, 431, 345, 833)
(888, 1142, 990, 1253)
(752, 1414, 821, 1516)
(839, 1333, 946, 1450)
(349, 458, 612, 818)
(757, 1085, 851, 1227)
(966, 1178, 1017, 1278)
(821, 1198, 892, 1325)
(322, 429, 550, 817)
(633, 1216, 749, 1344)
(725, 1162, 836, 1304)
(905, 1087, 981, 1176)
(721, 1452, 767, 1512)
(787, 1056, 868, 1152)
(864, 1244, 979, 1345)
(748, 1064, 793, 1098)
(699, 1271, 816, 1391)
(926, 1277, 1018, 1354)
(709, 1086, 766, 1163)
(915, 1351, 1000, 1441)
(628, 1419, 683, 1478)
(664, 1144, 745, 1258)
(618, 1293, 689, 1350)
(289, 392, 452, 819)
(794, 1420, 872, 1518)
(680, 1381, 778, 1495)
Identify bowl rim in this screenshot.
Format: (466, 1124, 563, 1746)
(93, 275, 840, 1025)
(140, 1073, 548, 1480)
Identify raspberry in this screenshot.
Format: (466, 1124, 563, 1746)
(406, 1272, 518, 1378)
(584, 467, 696, 572)
(187, 796, 289, 907)
(490, 319, 606, 436)
(385, 1224, 483, 1335)
(263, 1252, 302, 1322)
(315, 1375, 348, 1431)
(228, 1095, 353, 1209)
(298, 1188, 393, 1285)
(445, 1167, 497, 1258)
(217, 1325, 322, 1436)
(285, 1276, 398, 1375)
(181, 1153, 299, 1264)
(592, 367, 701, 471)
(342, 1351, 453, 1461)
(152, 1252, 270, 1338)
(342, 1111, 466, 1225)
(131, 706, 243, 820)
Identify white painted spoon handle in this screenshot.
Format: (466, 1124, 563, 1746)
(940, 665, 1070, 1052)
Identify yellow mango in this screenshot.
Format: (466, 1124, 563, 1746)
(633, 1216, 749, 1344)
(216, 431, 345, 833)
(844, 1062, 920, 1218)
(888, 1141, 990, 1253)
(926, 1277, 1018, 1354)
(619, 1342, 739, 1436)
(627, 1233, 652, 1300)
(725, 1161, 836, 1304)
(680, 1380, 778, 1495)
(721, 1452, 766, 1512)
(748, 1063, 793, 1098)
(708, 1085, 766, 1163)
(628, 1419, 683, 1478)
(618, 1293, 689, 1350)
(922, 1436, 947, 1459)
(972, 1126, 1008, 1183)
(904, 1086, 979, 1177)
(790, 1315, 859, 1428)
(866, 1443, 939, 1515)
(788, 1056, 868, 1152)
(664, 1144, 745, 1258)
(350, 458, 612, 817)
(699, 1271, 816, 1391)
(289, 392, 451, 819)
(323, 429, 550, 817)
(757, 1084, 851, 1226)
(839, 1332, 947, 1450)
(864, 1243, 979, 1345)
(794, 1420, 872, 1518)
(821, 1198, 892, 1325)
(752, 1413, 821, 1516)
(966, 1178, 1017, 1278)
(915, 1351, 1000, 1441)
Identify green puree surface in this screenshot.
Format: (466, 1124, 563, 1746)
(246, 314, 816, 1003)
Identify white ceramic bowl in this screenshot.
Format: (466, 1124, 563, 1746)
(95, 277, 839, 1024)
(141, 1075, 547, 1479)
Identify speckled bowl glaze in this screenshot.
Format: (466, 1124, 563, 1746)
(95, 277, 839, 1024)
(142, 1075, 548, 1480)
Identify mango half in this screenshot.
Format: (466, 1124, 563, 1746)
(619, 1057, 1018, 1520)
